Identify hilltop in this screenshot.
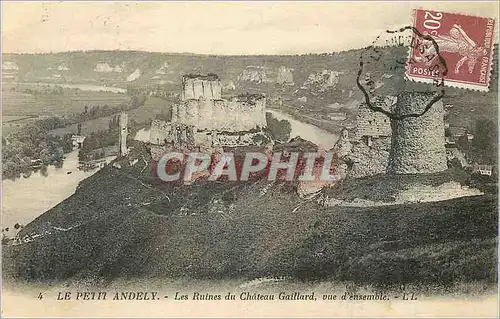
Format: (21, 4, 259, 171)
(3, 141, 497, 290)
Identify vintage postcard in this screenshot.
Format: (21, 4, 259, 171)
(1, 1, 499, 318)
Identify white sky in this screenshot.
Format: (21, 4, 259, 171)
(2, 1, 499, 55)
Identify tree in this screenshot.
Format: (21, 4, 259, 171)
(266, 113, 292, 142)
(472, 118, 497, 164)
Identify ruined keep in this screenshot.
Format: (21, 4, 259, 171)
(148, 73, 268, 160)
(181, 74, 222, 101)
(174, 73, 267, 132)
(172, 94, 267, 132)
(388, 92, 447, 174)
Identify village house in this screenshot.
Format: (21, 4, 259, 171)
(445, 147, 470, 168)
(71, 135, 86, 149)
(472, 164, 493, 176)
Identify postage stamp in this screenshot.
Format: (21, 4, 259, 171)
(407, 9, 496, 91)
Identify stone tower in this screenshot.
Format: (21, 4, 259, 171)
(181, 74, 222, 101)
(119, 112, 129, 157)
(387, 92, 447, 174)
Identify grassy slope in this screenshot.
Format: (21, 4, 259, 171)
(3, 157, 497, 289)
(327, 168, 471, 201)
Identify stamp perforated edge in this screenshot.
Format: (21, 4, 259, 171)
(405, 7, 497, 92)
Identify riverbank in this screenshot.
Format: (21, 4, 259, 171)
(267, 109, 338, 149)
(267, 105, 345, 135)
(1, 150, 115, 239)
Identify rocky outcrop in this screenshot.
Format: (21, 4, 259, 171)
(301, 70, 343, 92)
(238, 67, 271, 83)
(57, 63, 69, 71)
(276, 66, 294, 85)
(94, 62, 123, 73)
(127, 68, 141, 82)
(155, 62, 169, 75)
(2, 61, 19, 71)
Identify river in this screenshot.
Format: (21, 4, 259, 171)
(267, 110, 338, 149)
(134, 109, 339, 150)
(1, 150, 115, 238)
(22, 82, 127, 94)
(3, 82, 123, 237)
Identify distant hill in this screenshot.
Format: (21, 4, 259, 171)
(4, 46, 497, 130)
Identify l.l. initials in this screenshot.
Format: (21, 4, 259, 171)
(402, 292, 417, 300)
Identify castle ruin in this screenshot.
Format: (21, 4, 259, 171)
(355, 103, 392, 146)
(119, 112, 129, 157)
(181, 73, 222, 101)
(172, 93, 266, 132)
(342, 92, 447, 178)
(388, 92, 447, 174)
(148, 74, 269, 160)
(173, 74, 266, 132)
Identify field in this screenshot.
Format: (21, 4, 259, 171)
(2, 83, 130, 117)
(2, 116, 40, 136)
(48, 96, 170, 136)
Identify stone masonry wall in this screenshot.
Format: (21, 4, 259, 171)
(119, 112, 128, 157)
(181, 75, 222, 101)
(149, 119, 195, 146)
(388, 92, 447, 174)
(356, 105, 392, 139)
(172, 95, 267, 132)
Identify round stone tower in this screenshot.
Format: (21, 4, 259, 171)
(388, 92, 447, 174)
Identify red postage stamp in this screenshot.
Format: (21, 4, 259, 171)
(407, 9, 496, 91)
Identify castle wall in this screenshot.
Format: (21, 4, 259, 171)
(388, 92, 447, 174)
(194, 131, 267, 148)
(149, 120, 195, 147)
(119, 112, 128, 157)
(173, 96, 267, 132)
(356, 105, 392, 139)
(171, 103, 178, 122)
